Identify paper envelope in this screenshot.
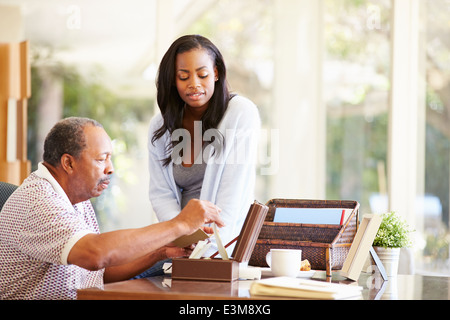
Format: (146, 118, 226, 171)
(172, 229, 210, 248)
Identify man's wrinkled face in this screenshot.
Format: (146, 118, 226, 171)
(70, 125, 114, 203)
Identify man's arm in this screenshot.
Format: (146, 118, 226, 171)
(102, 244, 188, 283)
(67, 199, 223, 273)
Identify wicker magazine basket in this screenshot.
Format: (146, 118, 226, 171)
(249, 199, 360, 277)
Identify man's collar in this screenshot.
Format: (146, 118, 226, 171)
(35, 162, 73, 207)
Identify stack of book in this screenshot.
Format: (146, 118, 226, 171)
(250, 277, 363, 300)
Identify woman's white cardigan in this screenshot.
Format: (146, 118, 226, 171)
(147, 95, 260, 255)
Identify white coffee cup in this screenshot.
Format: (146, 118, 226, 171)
(266, 249, 302, 277)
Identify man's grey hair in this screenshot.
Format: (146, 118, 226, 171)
(43, 117, 103, 167)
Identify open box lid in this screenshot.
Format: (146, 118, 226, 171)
(230, 200, 268, 262)
(171, 201, 269, 282)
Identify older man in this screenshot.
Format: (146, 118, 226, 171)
(0, 117, 223, 300)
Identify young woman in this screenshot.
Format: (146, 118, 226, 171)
(148, 35, 260, 256)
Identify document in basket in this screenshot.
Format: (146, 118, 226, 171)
(273, 208, 353, 225)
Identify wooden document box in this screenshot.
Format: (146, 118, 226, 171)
(249, 199, 360, 277)
(172, 201, 268, 282)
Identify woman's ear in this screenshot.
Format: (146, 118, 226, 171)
(60, 154, 75, 173)
(214, 67, 219, 81)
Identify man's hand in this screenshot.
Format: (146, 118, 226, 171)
(174, 199, 225, 235)
(157, 244, 193, 260)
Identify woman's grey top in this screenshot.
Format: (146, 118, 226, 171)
(173, 161, 207, 209)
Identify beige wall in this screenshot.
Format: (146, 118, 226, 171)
(0, 5, 24, 42)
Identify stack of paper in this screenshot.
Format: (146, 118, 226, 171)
(250, 277, 363, 300)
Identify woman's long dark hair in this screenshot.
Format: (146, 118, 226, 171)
(151, 35, 232, 166)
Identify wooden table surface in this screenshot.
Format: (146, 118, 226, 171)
(77, 271, 450, 300)
(78, 275, 253, 300)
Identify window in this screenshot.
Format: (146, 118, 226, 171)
(21, 0, 450, 275)
(324, 0, 391, 215)
(422, 0, 450, 274)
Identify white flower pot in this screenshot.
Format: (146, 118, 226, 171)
(374, 246, 400, 277)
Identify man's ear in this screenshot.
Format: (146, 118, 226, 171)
(60, 154, 75, 173)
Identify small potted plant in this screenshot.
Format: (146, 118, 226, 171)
(372, 211, 413, 276)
